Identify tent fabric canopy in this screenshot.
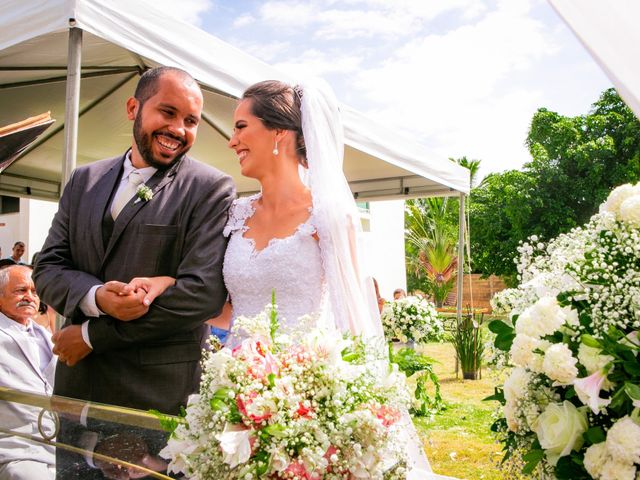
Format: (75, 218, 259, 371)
(549, 0, 640, 119)
(0, 0, 469, 201)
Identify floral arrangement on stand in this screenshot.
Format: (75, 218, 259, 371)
(381, 296, 445, 344)
(486, 183, 640, 479)
(159, 299, 411, 479)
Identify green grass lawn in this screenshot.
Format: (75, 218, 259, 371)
(410, 342, 505, 479)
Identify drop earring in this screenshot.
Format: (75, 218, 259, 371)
(272, 140, 279, 156)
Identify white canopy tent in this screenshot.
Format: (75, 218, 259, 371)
(549, 0, 640, 119)
(0, 0, 470, 321)
(0, 0, 470, 201)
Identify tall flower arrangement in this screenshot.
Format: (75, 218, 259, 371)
(160, 302, 411, 479)
(487, 183, 640, 479)
(381, 296, 444, 344)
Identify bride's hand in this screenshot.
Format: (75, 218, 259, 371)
(124, 276, 176, 307)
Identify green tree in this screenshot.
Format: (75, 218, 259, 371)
(405, 198, 458, 306)
(470, 88, 640, 283)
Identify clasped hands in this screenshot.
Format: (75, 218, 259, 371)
(52, 276, 175, 366)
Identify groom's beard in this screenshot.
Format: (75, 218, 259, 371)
(133, 111, 189, 170)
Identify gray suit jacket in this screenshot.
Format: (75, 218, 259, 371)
(0, 313, 56, 465)
(33, 152, 235, 414)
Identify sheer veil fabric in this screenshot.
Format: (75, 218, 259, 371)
(298, 80, 454, 479)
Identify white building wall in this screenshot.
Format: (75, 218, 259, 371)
(0, 198, 57, 263)
(366, 199, 406, 301)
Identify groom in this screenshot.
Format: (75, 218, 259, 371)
(34, 66, 235, 415)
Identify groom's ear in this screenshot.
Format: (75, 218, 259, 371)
(126, 97, 140, 121)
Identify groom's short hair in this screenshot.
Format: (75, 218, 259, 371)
(134, 66, 199, 106)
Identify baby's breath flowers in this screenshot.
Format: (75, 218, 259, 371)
(381, 296, 444, 344)
(487, 183, 640, 479)
(160, 303, 410, 479)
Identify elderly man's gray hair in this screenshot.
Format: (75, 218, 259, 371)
(0, 265, 31, 292)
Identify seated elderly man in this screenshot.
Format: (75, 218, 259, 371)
(0, 265, 55, 480)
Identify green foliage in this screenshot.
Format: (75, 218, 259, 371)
(405, 197, 459, 305)
(451, 313, 485, 379)
(470, 88, 640, 282)
(149, 408, 186, 434)
(389, 346, 445, 416)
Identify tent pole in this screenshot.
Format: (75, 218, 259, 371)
(455, 192, 465, 377)
(62, 27, 83, 189)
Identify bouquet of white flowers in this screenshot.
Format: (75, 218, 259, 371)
(381, 296, 444, 344)
(160, 301, 410, 479)
(487, 183, 640, 479)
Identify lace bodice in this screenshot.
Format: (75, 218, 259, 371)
(223, 194, 326, 334)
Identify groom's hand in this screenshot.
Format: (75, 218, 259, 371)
(96, 282, 149, 321)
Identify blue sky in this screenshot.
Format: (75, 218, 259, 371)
(161, 0, 611, 178)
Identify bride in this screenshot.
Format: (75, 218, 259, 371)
(136, 79, 452, 479)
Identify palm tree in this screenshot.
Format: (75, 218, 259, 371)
(405, 198, 458, 307)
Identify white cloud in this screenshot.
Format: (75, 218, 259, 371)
(352, 0, 557, 172)
(235, 40, 292, 63)
(233, 14, 255, 28)
(274, 49, 364, 77)
(143, 0, 213, 26)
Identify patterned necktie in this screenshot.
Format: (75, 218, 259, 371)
(111, 171, 144, 219)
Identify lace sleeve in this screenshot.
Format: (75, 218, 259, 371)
(222, 194, 259, 237)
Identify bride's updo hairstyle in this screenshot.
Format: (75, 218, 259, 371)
(242, 80, 307, 167)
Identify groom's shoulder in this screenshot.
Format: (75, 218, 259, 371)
(74, 155, 122, 176)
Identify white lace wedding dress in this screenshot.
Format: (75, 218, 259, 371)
(222, 194, 456, 480)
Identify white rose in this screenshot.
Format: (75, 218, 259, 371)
(533, 401, 588, 466)
(599, 458, 636, 480)
(618, 194, 640, 225)
(542, 343, 578, 384)
(503, 367, 530, 403)
(583, 442, 607, 478)
(605, 416, 640, 464)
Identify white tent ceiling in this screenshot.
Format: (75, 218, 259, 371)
(0, 0, 469, 201)
(549, 0, 640, 119)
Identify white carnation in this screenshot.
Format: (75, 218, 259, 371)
(515, 297, 568, 339)
(599, 458, 636, 480)
(619, 194, 640, 225)
(510, 334, 542, 370)
(577, 344, 614, 375)
(542, 343, 578, 384)
(503, 367, 531, 403)
(583, 442, 607, 478)
(605, 416, 640, 464)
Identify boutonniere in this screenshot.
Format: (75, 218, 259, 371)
(135, 184, 153, 203)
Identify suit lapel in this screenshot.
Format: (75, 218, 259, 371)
(0, 316, 47, 384)
(101, 167, 177, 268)
(89, 155, 124, 261)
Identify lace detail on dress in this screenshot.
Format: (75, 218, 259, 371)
(222, 193, 261, 238)
(223, 195, 325, 338)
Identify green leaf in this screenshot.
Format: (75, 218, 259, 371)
(263, 424, 287, 438)
(623, 361, 640, 376)
(581, 334, 602, 348)
(495, 332, 516, 351)
(625, 382, 640, 400)
(267, 373, 276, 388)
(521, 449, 544, 475)
(254, 450, 270, 477)
(488, 319, 513, 335)
(585, 426, 606, 444)
(149, 409, 184, 433)
(483, 387, 505, 404)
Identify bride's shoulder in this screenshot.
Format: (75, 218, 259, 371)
(223, 193, 261, 237)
